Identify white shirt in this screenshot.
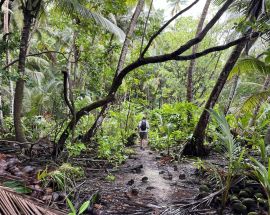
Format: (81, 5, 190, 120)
(138, 120, 150, 132)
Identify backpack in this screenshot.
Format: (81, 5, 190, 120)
(140, 120, 147, 131)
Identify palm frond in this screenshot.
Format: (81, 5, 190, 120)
(239, 90, 270, 113)
(57, 0, 125, 41)
(25, 68, 45, 85)
(209, 109, 240, 164)
(26, 56, 50, 69)
(229, 57, 270, 79)
(0, 185, 66, 215)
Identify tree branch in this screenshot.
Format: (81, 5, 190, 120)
(1, 51, 68, 70)
(175, 33, 260, 61)
(62, 71, 74, 115)
(171, 0, 234, 57)
(140, 0, 199, 57)
(53, 94, 115, 157)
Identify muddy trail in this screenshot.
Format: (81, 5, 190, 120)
(80, 146, 216, 215)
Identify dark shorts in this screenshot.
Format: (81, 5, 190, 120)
(139, 132, 147, 140)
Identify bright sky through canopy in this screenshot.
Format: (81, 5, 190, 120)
(154, 0, 208, 19)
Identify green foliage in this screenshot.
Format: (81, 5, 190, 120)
(66, 142, 87, 157)
(209, 109, 245, 208)
(105, 173, 116, 182)
(98, 135, 126, 165)
(42, 163, 84, 191)
(67, 198, 90, 215)
(149, 102, 200, 151)
(3, 181, 32, 194)
(249, 157, 270, 214)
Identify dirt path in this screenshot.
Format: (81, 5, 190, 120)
(84, 146, 202, 215)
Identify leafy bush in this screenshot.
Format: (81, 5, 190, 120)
(98, 135, 126, 165)
(249, 157, 270, 214)
(148, 102, 200, 151)
(66, 142, 87, 157)
(40, 163, 84, 191)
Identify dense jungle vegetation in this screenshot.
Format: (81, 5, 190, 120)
(0, 0, 270, 214)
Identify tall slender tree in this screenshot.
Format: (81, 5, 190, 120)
(186, 0, 211, 105)
(14, 0, 42, 142)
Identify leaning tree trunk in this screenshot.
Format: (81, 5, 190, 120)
(249, 75, 270, 127)
(182, 41, 247, 156)
(186, 0, 211, 103)
(13, 11, 33, 142)
(82, 0, 145, 142)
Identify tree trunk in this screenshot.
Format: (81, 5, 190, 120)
(82, 0, 145, 142)
(3, 0, 14, 117)
(186, 0, 211, 103)
(0, 0, 10, 127)
(0, 91, 3, 128)
(249, 75, 270, 127)
(13, 11, 32, 142)
(182, 41, 247, 156)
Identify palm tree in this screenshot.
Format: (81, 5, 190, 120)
(13, 0, 42, 142)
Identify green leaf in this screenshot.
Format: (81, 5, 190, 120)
(78, 200, 90, 215)
(3, 181, 32, 194)
(66, 198, 76, 214)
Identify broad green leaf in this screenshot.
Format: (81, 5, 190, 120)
(78, 200, 90, 215)
(66, 198, 76, 214)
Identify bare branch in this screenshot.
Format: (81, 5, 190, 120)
(140, 0, 199, 57)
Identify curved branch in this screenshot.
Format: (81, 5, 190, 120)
(53, 94, 115, 157)
(174, 34, 253, 61)
(54, 0, 241, 157)
(62, 71, 74, 115)
(171, 0, 234, 57)
(175, 33, 260, 61)
(140, 0, 199, 57)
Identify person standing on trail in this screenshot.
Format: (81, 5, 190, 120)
(138, 116, 149, 150)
